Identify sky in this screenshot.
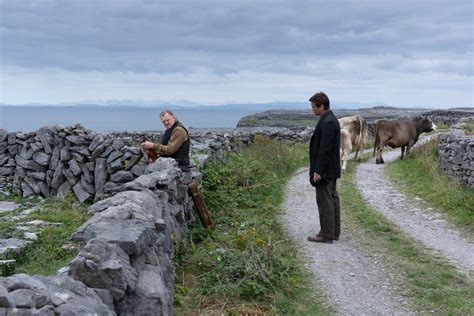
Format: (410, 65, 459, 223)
(0, 0, 473, 108)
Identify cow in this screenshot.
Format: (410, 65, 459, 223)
(338, 115, 368, 162)
(373, 116, 437, 164)
(340, 128, 352, 171)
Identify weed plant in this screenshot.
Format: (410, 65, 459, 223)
(174, 136, 334, 315)
(387, 138, 474, 235)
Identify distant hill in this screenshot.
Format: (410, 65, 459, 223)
(236, 107, 472, 129)
(0, 100, 388, 111)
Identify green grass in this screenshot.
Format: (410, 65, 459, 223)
(340, 159, 474, 314)
(386, 139, 474, 235)
(463, 120, 474, 135)
(1, 192, 89, 276)
(174, 136, 335, 315)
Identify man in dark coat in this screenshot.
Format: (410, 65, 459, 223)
(141, 110, 191, 168)
(308, 92, 341, 244)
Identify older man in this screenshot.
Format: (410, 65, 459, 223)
(142, 110, 190, 167)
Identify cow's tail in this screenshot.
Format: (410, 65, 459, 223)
(373, 121, 380, 157)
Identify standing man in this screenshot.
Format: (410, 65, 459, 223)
(142, 110, 191, 168)
(307, 92, 341, 244)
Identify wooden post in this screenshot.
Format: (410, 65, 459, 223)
(188, 181, 212, 228)
(147, 149, 158, 162)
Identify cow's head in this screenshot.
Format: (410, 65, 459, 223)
(419, 117, 437, 132)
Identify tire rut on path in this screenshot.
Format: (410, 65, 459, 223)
(283, 169, 413, 315)
(356, 145, 474, 276)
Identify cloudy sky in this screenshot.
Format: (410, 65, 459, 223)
(0, 0, 472, 107)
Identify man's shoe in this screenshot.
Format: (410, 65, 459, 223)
(307, 235, 333, 244)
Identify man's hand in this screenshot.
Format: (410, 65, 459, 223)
(313, 172, 321, 182)
(141, 141, 154, 149)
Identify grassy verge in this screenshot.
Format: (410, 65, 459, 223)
(174, 136, 335, 315)
(386, 138, 474, 235)
(1, 192, 89, 276)
(463, 120, 474, 135)
(340, 159, 473, 314)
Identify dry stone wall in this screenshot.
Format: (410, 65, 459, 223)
(0, 124, 309, 315)
(438, 117, 474, 188)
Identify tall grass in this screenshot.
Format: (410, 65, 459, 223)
(174, 136, 335, 315)
(387, 138, 474, 234)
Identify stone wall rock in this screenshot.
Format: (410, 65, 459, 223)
(438, 117, 474, 188)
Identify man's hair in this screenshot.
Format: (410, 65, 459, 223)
(309, 92, 330, 110)
(159, 110, 175, 118)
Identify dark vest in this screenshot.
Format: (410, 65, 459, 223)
(161, 121, 190, 167)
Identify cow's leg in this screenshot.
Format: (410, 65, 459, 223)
(401, 146, 405, 159)
(376, 147, 384, 164)
(376, 139, 388, 164)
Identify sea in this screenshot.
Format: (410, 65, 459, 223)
(0, 106, 263, 133)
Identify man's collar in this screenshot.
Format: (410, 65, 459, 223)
(320, 110, 332, 120)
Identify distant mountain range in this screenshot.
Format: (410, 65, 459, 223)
(0, 99, 401, 110)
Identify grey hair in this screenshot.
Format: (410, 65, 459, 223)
(159, 110, 176, 118)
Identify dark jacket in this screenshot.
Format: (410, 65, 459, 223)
(162, 121, 190, 167)
(309, 110, 341, 186)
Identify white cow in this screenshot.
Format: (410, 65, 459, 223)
(338, 115, 368, 170)
(340, 128, 352, 171)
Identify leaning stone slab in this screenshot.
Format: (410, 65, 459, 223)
(88, 190, 160, 218)
(73, 183, 92, 203)
(71, 219, 156, 256)
(110, 171, 133, 183)
(0, 202, 19, 214)
(0, 238, 29, 256)
(36, 128, 53, 154)
(115, 264, 170, 316)
(68, 159, 82, 176)
(0, 167, 15, 176)
(68, 238, 137, 301)
(14, 156, 47, 172)
(94, 158, 107, 200)
(32, 151, 51, 166)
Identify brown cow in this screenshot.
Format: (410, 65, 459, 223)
(338, 115, 368, 161)
(373, 117, 437, 164)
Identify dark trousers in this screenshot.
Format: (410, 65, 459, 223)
(315, 179, 340, 239)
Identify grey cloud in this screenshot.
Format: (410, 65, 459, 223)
(0, 0, 472, 78)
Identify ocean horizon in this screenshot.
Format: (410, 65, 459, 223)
(0, 106, 264, 133)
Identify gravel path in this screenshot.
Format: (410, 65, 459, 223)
(356, 146, 474, 276)
(282, 135, 472, 314)
(282, 169, 414, 315)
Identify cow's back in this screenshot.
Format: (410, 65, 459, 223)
(376, 120, 417, 147)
